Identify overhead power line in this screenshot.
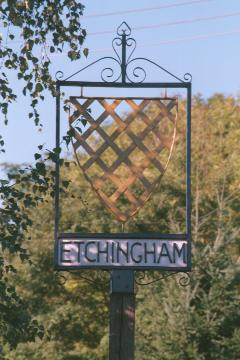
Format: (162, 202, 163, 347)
(87, 28, 240, 53)
(5, 26, 240, 52)
(88, 11, 240, 36)
(136, 28, 240, 48)
(84, 0, 215, 19)
(5, 10, 240, 43)
(47, 28, 240, 57)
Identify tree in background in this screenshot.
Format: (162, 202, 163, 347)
(0, 0, 86, 353)
(135, 95, 240, 360)
(4, 95, 240, 359)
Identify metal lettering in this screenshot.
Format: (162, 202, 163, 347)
(157, 243, 173, 263)
(57, 239, 188, 268)
(130, 242, 142, 263)
(111, 242, 115, 263)
(85, 241, 97, 262)
(60, 241, 72, 263)
(144, 242, 156, 263)
(76, 241, 84, 263)
(97, 241, 109, 263)
(173, 243, 186, 264)
(117, 242, 129, 263)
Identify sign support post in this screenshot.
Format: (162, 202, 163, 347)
(109, 270, 135, 360)
(54, 22, 192, 360)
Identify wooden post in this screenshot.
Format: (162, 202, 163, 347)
(109, 270, 135, 360)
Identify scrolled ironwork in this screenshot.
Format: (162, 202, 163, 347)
(135, 271, 191, 287)
(112, 37, 122, 63)
(126, 37, 137, 63)
(100, 57, 122, 83)
(177, 272, 191, 287)
(59, 22, 188, 84)
(55, 270, 110, 290)
(124, 36, 148, 83)
(54, 271, 67, 286)
(117, 21, 131, 36)
(68, 270, 110, 291)
(127, 57, 184, 83)
(126, 64, 147, 83)
(55, 70, 64, 81)
(135, 271, 177, 286)
(63, 56, 122, 83)
(184, 73, 192, 82)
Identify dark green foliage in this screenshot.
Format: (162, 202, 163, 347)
(0, 0, 87, 125)
(2, 95, 239, 359)
(0, 2, 87, 352)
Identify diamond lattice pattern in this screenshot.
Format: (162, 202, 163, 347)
(68, 97, 178, 222)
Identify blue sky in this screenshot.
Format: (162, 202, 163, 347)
(1, 0, 240, 165)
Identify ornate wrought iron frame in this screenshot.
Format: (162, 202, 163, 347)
(54, 22, 192, 272)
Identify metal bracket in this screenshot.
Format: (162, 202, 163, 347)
(111, 270, 135, 294)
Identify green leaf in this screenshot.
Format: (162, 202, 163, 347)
(83, 48, 89, 57)
(35, 83, 43, 93)
(27, 82, 33, 91)
(36, 162, 46, 176)
(53, 147, 61, 154)
(34, 153, 41, 160)
(62, 180, 70, 188)
(38, 331, 44, 340)
(67, 128, 75, 137)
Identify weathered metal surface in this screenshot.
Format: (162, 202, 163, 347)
(56, 238, 187, 270)
(109, 293, 135, 360)
(109, 270, 135, 360)
(68, 96, 178, 222)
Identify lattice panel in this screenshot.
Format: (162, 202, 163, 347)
(68, 97, 178, 223)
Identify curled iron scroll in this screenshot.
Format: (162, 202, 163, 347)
(184, 73, 192, 82)
(135, 271, 191, 287)
(55, 271, 67, 286)
(55, 71, 64, 81)
(100, 57, 121, 83)
(135, 271, 177, 286)
(112, 37, 122, 63)
(55, 270, 110, 291)
(178, 272, 191, 287)
(126, 63, 146, 83)
(56, 22, 191, 84)
(126, 37, 137, 63)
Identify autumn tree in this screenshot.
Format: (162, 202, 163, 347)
(4, 95, 240, 359)
(135, 95, 240, 360)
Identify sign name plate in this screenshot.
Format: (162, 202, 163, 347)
(56, 238, 188, 270)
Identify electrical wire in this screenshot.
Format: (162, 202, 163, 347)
(6, 10, 240, 47)
(83, 28, 240, 53)
(43, 27, 240, 58)
(133, 28, 240, 48)
(88, 11, 240, 36)
(84, 0, 215, 19)
(4, 26, 239, 54)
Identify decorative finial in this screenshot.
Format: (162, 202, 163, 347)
(117, 22, 131, 36)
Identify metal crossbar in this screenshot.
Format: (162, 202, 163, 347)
(68, 97, 178, 222)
